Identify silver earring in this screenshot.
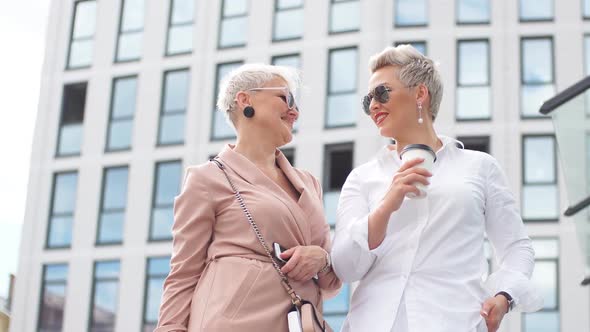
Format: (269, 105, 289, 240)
(418, 103, 424, 124)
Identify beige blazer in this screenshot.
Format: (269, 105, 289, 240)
(155, 145, 342, 332)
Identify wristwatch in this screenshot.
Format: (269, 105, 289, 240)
(318, 250, 332, 274)
(495, 291, 514, 313)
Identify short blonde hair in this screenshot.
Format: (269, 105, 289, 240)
(216, 63, 301, 125)
(368, 45, 443, 120)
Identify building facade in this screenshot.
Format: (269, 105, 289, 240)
(11, 0, 590, 331)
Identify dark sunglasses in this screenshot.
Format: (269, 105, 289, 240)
(248, 87, 297, 111)
(362, 85, 392, 115)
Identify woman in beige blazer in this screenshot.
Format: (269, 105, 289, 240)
(155, 64, 341, 332)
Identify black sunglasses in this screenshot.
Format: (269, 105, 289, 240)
(362, 85, 392, 115)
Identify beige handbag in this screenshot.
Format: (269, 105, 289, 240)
(212, 158, 332, 332)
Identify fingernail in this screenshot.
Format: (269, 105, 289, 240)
(481, 311, 488, 317)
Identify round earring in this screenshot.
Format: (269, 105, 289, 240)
(243, 106, 255, 118)
(417, 103, 424, 124)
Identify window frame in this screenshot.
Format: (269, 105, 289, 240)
(165, 0, 195, 56)
(455, 0, 490, 25)
(36, 263, 70, 332)
(65, 0, 96, 70)
(45, 171, 78, 250)
(105, 75, 138, 153)
(95, 166, 130, 246)
(272, 0, 304, 42)
(520, 36, 555, 119)
(148, 159, 183, 242)
(328, 0, 361, 35)
(394, 0, 429, 28)
(141, 256, 171, 331)
(210, 61, 244, 141)
(156, 68, 190, 147)
(55, 82, 88, 158)
(325, 46, 358, 129)
(114, 0, 145, 63)
(518, 0, 554, 23)
(455, 38, 492, 121)
(217, 0, 249, 49)
(87, 260, 121, 332)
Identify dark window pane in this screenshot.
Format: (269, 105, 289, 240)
(457, 136, 489, 153)
(281, 148, 295, 166)
(324, 143, 354, 190)
(38, 264, 68, 332)
(58, 83, 87, 156)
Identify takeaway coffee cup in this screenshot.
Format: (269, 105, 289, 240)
(399, 144, 436, 199)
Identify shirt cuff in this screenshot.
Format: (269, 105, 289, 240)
(348, 215, 389, 257)
(484, 268, 544, 313)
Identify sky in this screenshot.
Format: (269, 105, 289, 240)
(0, 0, 50, 298)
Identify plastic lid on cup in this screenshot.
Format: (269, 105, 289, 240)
(399, 144, 437, 162)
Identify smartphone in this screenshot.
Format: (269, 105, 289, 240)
(273, 242, 289, 264)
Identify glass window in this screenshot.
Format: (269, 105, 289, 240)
(211, 62, 243, 140)
(106, 76, 137, 151)
(523, 239, 559, 332)
(158, 69, 189, 145)
(323, 143, 354, 226)
(142, 257, 171, 332)
(67, 0, 96, 68)
(520, 0, 553, 21)
(457, 0, 489, 24)
(585, 0, 590, 19)
(89, 261, 121, 332)
(456, 40, 490, 120)
(57, 83, 87, 157)
(38, 264, 69, 332)
(281, 148, 295, 166)
(330, 0, 360, 33)
(326, 48, 358, 128)
(115, 0, 144, 62)
(218, 0, 248, 48)
(522, 136, 558, 221)
(47, 172, 78, 248)
(150, 161, 182, 241)
(272, 54, 301, 69)
(395, 0, 427, 27)
(167, 0, 194, 55)
(457, 136, 490, 153)
(521, 38, 554, 118)
(394, 41, 427, 55)
(273, 0, 304, 41)
(97, 167, 129, 244)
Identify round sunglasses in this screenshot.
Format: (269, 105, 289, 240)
(362, 85, 392, 115)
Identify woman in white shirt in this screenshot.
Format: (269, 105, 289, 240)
(331, 45, 542, 332)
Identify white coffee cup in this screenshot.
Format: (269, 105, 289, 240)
(399, 144, 436, 199)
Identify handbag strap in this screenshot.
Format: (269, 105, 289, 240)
(210, 158, 302, 307)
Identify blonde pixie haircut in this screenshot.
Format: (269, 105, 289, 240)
(216, 63, 301, 127)
(368, 45, 443, 121)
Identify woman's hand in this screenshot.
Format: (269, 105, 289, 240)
(378, 157, 432, 215)
(480, 295, 509, 332)
(280, 245, 327, 281)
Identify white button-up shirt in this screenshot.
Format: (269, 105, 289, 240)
(332, 136, 543, 332)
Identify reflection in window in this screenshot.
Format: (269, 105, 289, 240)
(395, 41, 427, 55)
(115, 0, 144, 62)
(457, 0, 490, 24)
(97, 167, 129, 244)
(57, 83, 87, 156)
(326, 48, 358, 128)
(150, 161, 182, 241)
(47, 172, 78, 248)
(106, 76, 137, 151)
(523, 239, 559, 332)
(142, 257, 171, 332)
(522, 136, 558, 221)
(274, 0, 304, 41)
(158, 69, 189, 145)
(330, 0, 360, 33)
(456, 40, 490, 120)
(166, 0, 194, 55)
(218, 0, 248, 48)
(38, 264, 69, 332)
(521, 38, 554, 118)
(395, 0, 427, 27)
(89, 261, 121, 332)
(520, 0, 553, 21)
(212, 62, 243, 140)
(67, 0, 96, 68)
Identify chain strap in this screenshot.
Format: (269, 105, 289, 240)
(211, 158, 302, 306)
